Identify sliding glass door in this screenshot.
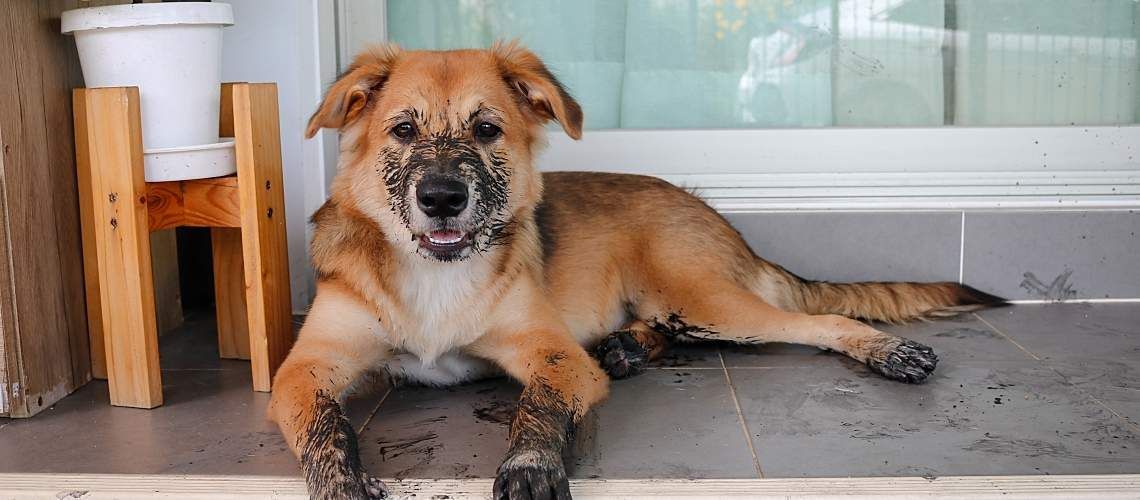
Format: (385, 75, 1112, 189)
(348, 0, 1140, 210)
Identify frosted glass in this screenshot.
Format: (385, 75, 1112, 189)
(387, 0, 1140, 129)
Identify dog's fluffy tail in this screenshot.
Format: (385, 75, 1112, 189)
(759, 262, 1008, 323)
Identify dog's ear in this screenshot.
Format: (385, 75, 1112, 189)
(305, 44, 401, 138)
(492, 41, 583, 140)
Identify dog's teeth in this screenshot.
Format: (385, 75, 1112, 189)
(427, 232, 463, 244)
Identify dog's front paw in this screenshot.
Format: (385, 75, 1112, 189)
(867, 339, 939, 384)
(494, 449, 572, 500)
(308, 471, 388, 500)
(592, 330, 648, 379)
(362, 472, 389, 499)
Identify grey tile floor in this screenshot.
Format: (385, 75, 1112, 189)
(2, 304, 1139, 479)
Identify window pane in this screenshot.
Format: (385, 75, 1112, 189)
(387, 0, 1140, 129)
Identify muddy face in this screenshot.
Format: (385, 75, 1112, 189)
(305, 43, 583, 263)
(378, 106, 513, 261)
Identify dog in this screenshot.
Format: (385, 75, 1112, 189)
(268, 42, 1006, 500)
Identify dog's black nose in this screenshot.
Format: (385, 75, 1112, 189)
(416, 177, 468, 218)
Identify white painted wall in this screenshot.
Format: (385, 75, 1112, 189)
(218, 0, 338, 312)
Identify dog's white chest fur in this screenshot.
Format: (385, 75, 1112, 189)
(387, 257, 494, 365)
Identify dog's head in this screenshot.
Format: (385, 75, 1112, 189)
(307, 42, 582, 262)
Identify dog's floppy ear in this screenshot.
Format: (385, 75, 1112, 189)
(492, 41, 583, 140)
(305, 44, 401, 138)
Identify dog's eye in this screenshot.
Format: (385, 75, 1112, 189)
(475, 122, 502, 141)
(391, 122, 416, 140)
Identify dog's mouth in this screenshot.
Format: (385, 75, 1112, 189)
(418, 229, 472, 258)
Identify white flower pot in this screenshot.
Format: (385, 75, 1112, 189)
(63, 2, 235, 182)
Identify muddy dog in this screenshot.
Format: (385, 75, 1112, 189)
(269, 42, 1005, 500)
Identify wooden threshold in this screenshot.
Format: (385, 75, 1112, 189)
(0, 474, 1137, 499)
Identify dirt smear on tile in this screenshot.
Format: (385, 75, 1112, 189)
(934, 327, 999, 340)
(472, 399, 516, 426)
(652, 351, 709, 367)
(377, 432, 439, 461)
(1020, 269, 1077, 301)
(965, 432, 1133, 463)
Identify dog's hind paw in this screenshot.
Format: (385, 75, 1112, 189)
(592, 330, 649, 379)
(867, 339, 939, 384)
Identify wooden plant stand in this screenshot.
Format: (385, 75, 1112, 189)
(73, 83, 294, 408)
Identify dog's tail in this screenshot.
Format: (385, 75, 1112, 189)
(757, 261, 1008, 323)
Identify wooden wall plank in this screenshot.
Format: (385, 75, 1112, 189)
(41, 0, 93, 389)
(0, 116, 15, 416)
(0, 0, 84, 417)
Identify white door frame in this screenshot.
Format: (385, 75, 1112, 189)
(541, 126, 1140, 211)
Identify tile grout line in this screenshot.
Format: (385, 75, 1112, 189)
(958, 211, 966, 283)
(1082, 391, 1140, 435)
(973, 313, 1040, 361)
(974, 313, 1140, 435)
(718, 349, 764, 479)
(355, 386, 393, 436)
(1042, 357, 1140, 435)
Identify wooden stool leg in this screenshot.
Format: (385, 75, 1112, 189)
(74, 91, 107, 380)
(74, 88, 163, 408)
(212, 227, 251, 360)
(231, 83, 293, 392)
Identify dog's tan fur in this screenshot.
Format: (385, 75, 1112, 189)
(269, 43, 1004, 500)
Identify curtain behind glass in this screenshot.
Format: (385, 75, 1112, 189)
(387, 0, 1140, 130)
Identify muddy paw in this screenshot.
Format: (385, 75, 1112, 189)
(308, 473, 387, 500)
(867, 339, 939, 384)
(304, 464, 387, 500)
(592, 330, 649, 379)
(309, 474, 387, 500)
(494, 449, 571, 500)
(362, 473, 389, 499)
